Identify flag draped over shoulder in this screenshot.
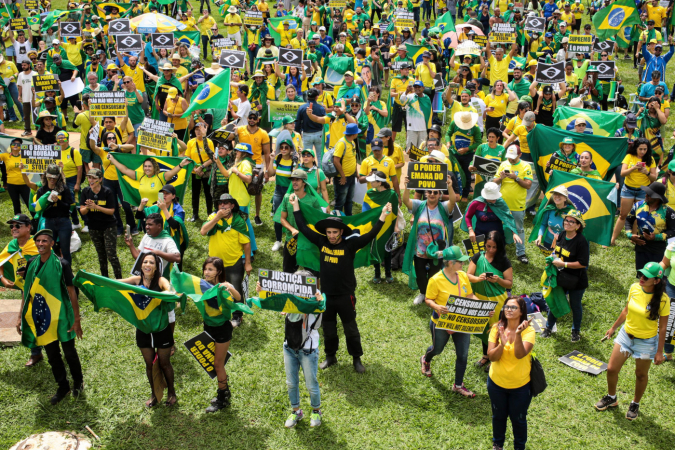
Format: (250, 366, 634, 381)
(592, 0, 641, 40)
(111, 153, 194, 207)
(267, 17, 302, 47)
(247, 293, 325, 314)
(552, 106, 625, 137)
(173, 30, 201, 46)
(435, 11, 457, 33)
(181, 68, 231, 118)
(405, 43, 431, 66)
(74, 270, 186, 334)
(21, 252, 75, 348)
(541, 256, 571, 318)
(143, 203, 189, 251)
(0, 239, 38, 290)
(527, 125, 627, 190)
(170, 267, 253, 326)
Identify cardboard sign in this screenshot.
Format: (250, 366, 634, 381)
(379, 21, 390, 32)
(183, 331, 232, 379)
(568, 35, 593, 54)
(473, 35, 488, 47)
(395, 11, 414, 28)
(433, 73, 444, 91)
(32, 74, 59, 93)
(665, 299, 675, 344)
(549, 156, 577, 173)
(592, 39, 614, 55)
(462, 234, 485, 257)
(137, 118, 175, 155)
(21, 144, 60, 175)
(329, 0, 346, 7)
(303, 60, 313, 76)
(258, 268, 317, 299)
(490, 23, 516, 43)
(9, 18, 27, 31)
(212, 38, 236, 56)
(59, 22, 81, 38)
(472, 155, 500, 178)
(244, 11, 263, 26)
(279, 48, 303, 68)
(590, 60, 615, 80)
(535, 61, 566, 84)
(408, 144, 429, 161)
(524, 16, 546, 33)
(117, 34, 143, 53)
(151, 33, 174, 50)
(267, 101, 303, 122)
(25, 0, 39, 10)
(527, 312, 557, 333)
(435, 295, 498, 333)
(559, 350, 608, 376)
(108, 18, 131, 36)
(90, 91, 127, 118)
(407, 162, 448, 190)
(218, 50, 247, 69)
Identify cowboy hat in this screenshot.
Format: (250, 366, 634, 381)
(215, 193, 240, 213)
(204, 63, 224, 75)
(314, 216, 353, 236)
(37, 110, 57, 124)
(454, 111, 478, 130)
(161, 62, 178, 71)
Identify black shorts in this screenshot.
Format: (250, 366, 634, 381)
(391, 104, 406, 132)
(136, 326, 174, 349)
(204, 321, 233, 344)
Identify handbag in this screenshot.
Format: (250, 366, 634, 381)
(530, 352, 547, 397)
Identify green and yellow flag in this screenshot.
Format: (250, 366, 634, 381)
(173, 30, 201, 46)
(552, 106, 625, 137)
(247, 293, 325, 314)
(21, 252, 75, 348)
(614, 24, 640, 49)
(112, 153, 194, 207)
(324, 55, 356, 86)
(0, 238, 38, 290)
(592, 0, 641, 40)
(434, 11, 457, 33)
(74, 270, 186, 334)
(541, 256, 571, 317)
(267, 17, 302, 47)
(405, 43, 431, 66)
(181, 68, 231, 118)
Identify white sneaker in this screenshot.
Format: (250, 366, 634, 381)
(72, 223, 81, 230)
(81, 226, 89, 233)
(413, 293, 425, 305)
(271, 241, 283, 251)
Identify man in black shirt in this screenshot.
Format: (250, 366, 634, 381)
(290, 194, 392, 373)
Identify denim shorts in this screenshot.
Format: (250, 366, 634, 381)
(6, 45, 14, 56)
(621, 184, 646, 201)
(615, 326, 658, 360)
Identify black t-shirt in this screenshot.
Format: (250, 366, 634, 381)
(470, 252, 512, 274)
(36, 126, 63, 145)
(531, 92, 560, 126)
(81, 185, 117, 230)
(35, 183, 73, 218)
(555, 232, 590, 290)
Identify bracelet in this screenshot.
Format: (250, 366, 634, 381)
(564, 262, 568, 269)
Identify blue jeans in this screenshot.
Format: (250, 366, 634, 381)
(546, 288, 585, 332)
(7, 82, 21, 121)
(303, 131, 324, 164)
(133, 122, 143, 137)
(103, 178, 136, 234)
(424, 320, 471, 386)
(487, 377, 531, 450)
(45, 216, 72, 264)
(65, 176, 81, 226)
(272, 183, 287, 242)
(334, 175, 355, 216)
(283, 344, 321, 409)
(511, 210, 526, 256)
(665, 280, 675, 353)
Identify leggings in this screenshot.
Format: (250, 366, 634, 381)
(191, 174, 213, 219)
(413, 256, 442, 295)
(90, 225, 122, 278)
(44, 339, 83, 391)
(225, 258, 245, 321)
(6, 183, 30, 215)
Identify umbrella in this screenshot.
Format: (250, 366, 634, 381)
(442, 24, 486, 49)
(129, 12, 187, 34)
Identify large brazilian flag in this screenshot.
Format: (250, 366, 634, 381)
(405, 43, 431, 66)
(592, 0, 642, 40)
(173, 30, 201, 46)
(181, 68, 231, 118)
(553, 106, 625, 137)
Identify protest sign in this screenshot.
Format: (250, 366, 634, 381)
(406, 162, 448, 190)
(665, 298, 675, 344)
(90, 91, 127, 118)
(117, 34, 143, 53)
(108, 18, 131, 36)
(32, 74, 59, 93)
(395, 11, 414, 28)
(471, 155, 500, 178)
(455, 41, 482, 57)
(210, 123, 236, 145)
(524, 16, 546, 33)
(462, 234, 485, 257)
(25, 0, 39, 10)
(433, 73, 445, 91)
(9, 18, 27, 30)
(473, 35, 488, 46)
(329, 0, 346, 7)
(20, 144, 60, 175)
(151, 33, 175, 50)
(258, 269, 317, 299)
(268, 101, 303, 122)
(549, 156, 577, 173)
(593, 39, 614, 54)
(279, 48, 303, 68)
(435, 295, 498, 333)
(244, 11, 263, 26)
(303, 60, 313, 76)
(212, 38, 236, 56)
(590, 61, 615, 80)
(59, 22, 81, 38)
(183, 332, 232, 379)
(559, 350, 608, 376)
(379, 21, 390, 32)
(137, 119, 175, 155)
(218, 50, 247, 69)
(568, 35, 593, 53)
(490, 23, 516, 43)
(407, 144, 429, 161)
(535, 61, 566, 84)
(528, 312, 557, 333)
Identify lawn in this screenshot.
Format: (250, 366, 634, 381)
(1, 3, 675, 450)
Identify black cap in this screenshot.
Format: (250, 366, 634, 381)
(350, 95, 361, 104)
(7, 214, 30, 225)
(543, 85, 553, 94)
(466, 81, 477, 90)
(159, 184, 176, 196)
(371, 138, 384, 151)
(248, 109, 260, 118)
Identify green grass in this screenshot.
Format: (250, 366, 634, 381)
(2, 4, 675, 450)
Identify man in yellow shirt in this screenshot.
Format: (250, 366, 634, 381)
(333, 123, 359, 215)
(389, 63, 414, 140)
(571, 0, 584, 32)
(276, 20, 297, 47)
(117, 53, 145, 93)
(414, 51, 436, 98)
(290, 28, 308, 51)
(358, 138, 400, 198)
(647, 0, 667, 28)
(61, 36, 84, 70)
(223, 6, 243, 50)
(486, 41, 517, 87)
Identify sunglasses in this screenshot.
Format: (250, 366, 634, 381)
(9, 224, 24, 229)
(503, 305, 519, 311)
(106, 137, 116, 141)
(123, 80, 131, 84)
(427, 191, 440, 195)
(280, 145, 291, 149)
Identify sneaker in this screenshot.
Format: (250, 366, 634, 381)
(517, 254, 529, 264)
(254, 216, 263, 226)
(310, 410, 322, 427)
(372, 277, 382, 284)
(413, 293, 425, 305)
(284, 409, 304, 428)
(420, 355, 432, 377)
(81, 226, 89, 233)
(21, 131, 32, 137)
(72, 223, 81, 230)
(595, 394, 618, 411)
(187, 216, 197, 222)
(527, 208, 537, 216)
(571, 330, 581, 342)
(271, 241, 283, 251)
(540, 328, 553, 338)
(452, 383, 476, 398)
(231, 317, 242, 328)
(131, 228, 139, 236)
(626, 402, 640, 420)
(385, 277, 394, 283)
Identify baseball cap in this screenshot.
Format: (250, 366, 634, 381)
(543, 85, 553, 94)
(371, 138, 384, 151)
(413, 80, 424, 87)
(505, 145, 520, 159)
(639, 261, 664, 279)
(7, 214, 30, 225)
(625, 113, 638, 127)
(366, 170, 388, 183)
(523, 111, 536, 125)
(441, 245, 469, 262)
(86, 168, 103, 178)
(290, 169, 308, 181)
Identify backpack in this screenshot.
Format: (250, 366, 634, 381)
(322, 145, 345, 178)
(246, 167, 265, 196)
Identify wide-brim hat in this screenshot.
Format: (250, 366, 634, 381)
(454, 111, 478, 130)
(205, 63, 223, 75)
(315, 217, 353, 236)
(161, 62, 178, 71)
(215, 193, 240, 211)
(228, 5, 238, 13)
(559, 137, 576, 149)
(37, 111, 56, 124)
(641, 181, 668, 203)
(562, 209, 585, 227)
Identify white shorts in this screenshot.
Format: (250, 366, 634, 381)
(228, 32, 242, 46)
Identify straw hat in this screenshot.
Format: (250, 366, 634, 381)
(37, 110, 57, 124)
(454, 111, 478, 130)
(205, 63, 224, 75)
(161, 62, 178, 71)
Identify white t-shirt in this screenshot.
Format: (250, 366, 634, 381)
(136, 234, 179, 276)
(13, 40, 32, 64)
(470, 96, 486, 131)
(17, 70, 36, 103)
(232, 98, 251, 127)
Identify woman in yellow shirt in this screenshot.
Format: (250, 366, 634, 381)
(0, 138, 29, 215)
(484, 80, 517, 137)
(596, 262, 669, 420)
(378, 128, 405, 181)
(163, 88, 189, 142)
(487, 296, 535, 450)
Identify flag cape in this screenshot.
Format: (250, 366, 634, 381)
(324, 55, 356, 86)
(181, 68, 231, 118)
(21, 252, 75, 348)
(405, 43, 431, 66)
(247, 293, 325, 314)
(170, 267, 253, 326)
(434, 11, 457, 33)
(74, 270, 186, 334)
(541, 257, 571, 318)
(112, 152, 194, 207)
(173, 30, 201, 46)
(552, 106, 625, 137)
(0, 238, 38, 290)
(592, 0, 641, 40)
(527, 125, 627, 189)
(267, 17, 302, 47)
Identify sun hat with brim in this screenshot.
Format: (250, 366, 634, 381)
(559, 137, 576, 149)
(161, 62, 177, 71)
(562, 209, 585, 227)
(366, 170, 388, 184)
(641, 181, 668, 203)
(37, 111, 56, 124)
(205, 63, 224, 75)
(639, 261, 664, 279)
(235, 143, 253, 155)
(454, 111, 479, 130)
(344, 123, 360, 135)
(550, 185, 569, 197)
(253, 70, 265, 77)
(428, 150, 446, 162)
(315, 216, 353, 236)
(7, 213, 30, 225)
(228, 5, 237, 13)
(481, 182, 502, 200)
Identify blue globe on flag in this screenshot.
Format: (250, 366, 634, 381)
(197, 84, 211, 102)
(567, 185, 593, 214)
(607, 9, 625, 27)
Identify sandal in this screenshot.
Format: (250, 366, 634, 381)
(165, 394, 178, 407)
(452, 383, 476, 398)
(145, 396, 158, 408)
(475, 356, 490, 368)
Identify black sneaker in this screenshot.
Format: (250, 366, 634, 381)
(517, 254, 529, 264)
(595, 395, 618, 411)
(540, 328, 553, 338)
(72, 383, 84, 398)
(254, 216, 263, 226)
(50, 388, 70, 405)
(626, 401, 640, 420)
(571, 330, 581, 342)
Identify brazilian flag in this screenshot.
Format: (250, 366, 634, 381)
(527, 125, 627, 189)
(247, 293, 325, 314)
(405, 43, 431, 66)
(0, 238, 38, 290)
(267, 17, 302, 48)
(94, 2, 131, 19)
(434, 11, 456, 33)
(173, 30, 201, 46)
(74, 270, 186, 334)
(180, 68, 231, 118)
(536, 171, 617, 246)
(170, 266, 253, 326)
(142, 204, 189, 256)
(112, 153, 195, 207)
(592, 0, 641, 40)
(614, 24, 640, 49)
(541, 256, 571, 318)
(553, 106, 625, 137)
(324, 55, 355, 86)
(40, 9, 78, 32)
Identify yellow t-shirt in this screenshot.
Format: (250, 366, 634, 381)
(75, 111, 92, 150)
(327, 117, 347, 149)
(647, 4, 667, 28)
(185, 138, 215, 165)
(207, 214, 251, 266)
(512, 124, 532, 155)
(229, 158, 253, 207)
(0, 61, 18, 80)
(61, 148, 82, 179)
(122, 64, 146, 92)
(61, 42, 83, 65)
(453, 62, 482, 80)
(256, 1, 269, 12)
(137, 172, 168, 206)
(359, 155, 397, 189)
(623, 154, 656, 188)
(448, 101, 477, 120)
(0, 153, 24, 185)
(224, 13, 242, 35)
(488, 325, 536, 389)
(414, 62, 436, 89)
(488, 55, 512, 85)
(572, 3, 585, 19)
(560, 11, 574, 24)
(504, 116, 522, 136)
(484, 93, 509, 118)
(497, 159, 533, 211)
(237, 126, 270, 165)
(624, 283, 670, 339)
(426, 270, 473, 325)
(333, 137, 357, 177)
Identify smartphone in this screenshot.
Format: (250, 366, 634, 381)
(600, 335, 609, 342)
(485, 272, 494, 278)
(158, 192, 164, 202)
(503, 170, 510, 174)
(125, 224, 131, 239)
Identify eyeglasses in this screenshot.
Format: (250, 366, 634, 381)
(123, 81, 131, 84)
(564, 219, 578, 225)
(9, 224, 24, 229)
(503, 305, 519, 311)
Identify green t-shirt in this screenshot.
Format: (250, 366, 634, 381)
(279, 191, 322, 240)
(213, 156, 229, 186)
(298, 165, 326, 191)
(475, 143, 505, 160)
(126, 89, 145, 125)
